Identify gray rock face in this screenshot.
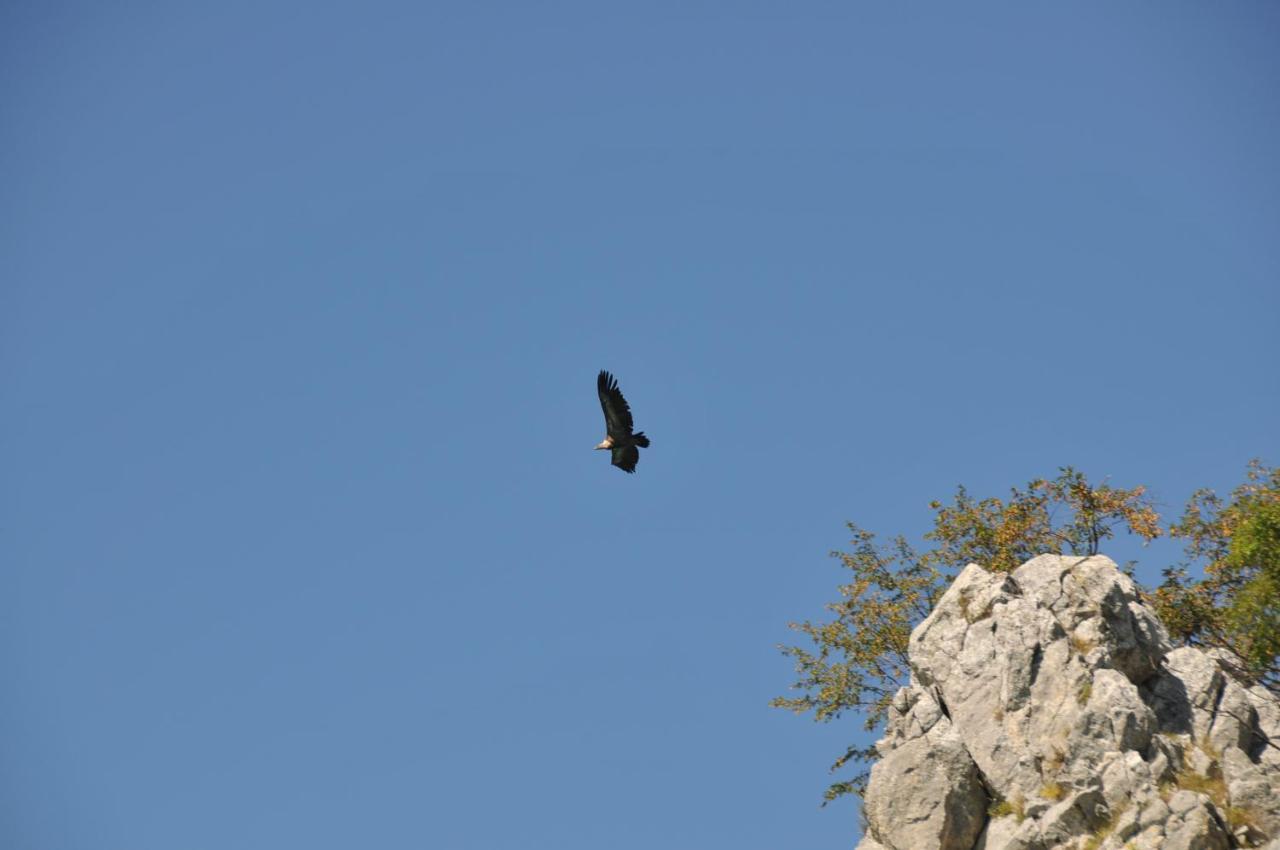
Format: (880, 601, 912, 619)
(856, 555, 1280, 850)
(863, 688, 987, 850)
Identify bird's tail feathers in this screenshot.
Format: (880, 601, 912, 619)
(633, 432, 650, 448)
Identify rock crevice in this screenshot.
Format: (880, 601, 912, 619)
(855, 555, 1280, 850)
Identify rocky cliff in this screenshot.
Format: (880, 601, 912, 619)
(856, 555, 1280, 850)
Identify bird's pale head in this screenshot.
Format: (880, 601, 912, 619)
(594, 437, 613, 450)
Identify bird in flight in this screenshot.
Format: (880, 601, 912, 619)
(595, 370, 650, 473)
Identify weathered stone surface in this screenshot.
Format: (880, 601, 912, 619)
(1073, 668, 1156, 757)
(1162, 798, 1230, 850)
(1129, 824, 1169, 850)
(972, 815, 1031, 850)
(1251, 684, 1280, 767)
(1011, 555, 1170, 683)
(863, 686, 987, 850)
(862, 708, 986, 850)
(1168, 789, 1201, 815)
(1137, 794, 1170, 829)
(1223, 743, 1280, 838)
(855, 554, 1279, 850)
(1034, 786, 1104, 847)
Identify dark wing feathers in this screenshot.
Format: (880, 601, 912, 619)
(611, 445, 639, 473)
(597, 370, 635, 438)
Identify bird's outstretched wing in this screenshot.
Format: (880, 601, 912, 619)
(612, 445, 640, 473)
(597, 370, 635, 439)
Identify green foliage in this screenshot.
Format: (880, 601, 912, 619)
(770, 529, 940, 800)
(925, 467, 1161, 572)
(776, 463, 1280, 805)
(773, 468, 1160, 802)
(1155, 461, 1280, 691)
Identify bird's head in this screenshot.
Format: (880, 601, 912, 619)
(594, 438, 612, 450)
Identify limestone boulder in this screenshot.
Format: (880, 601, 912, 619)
(854, 554, 1280, 850)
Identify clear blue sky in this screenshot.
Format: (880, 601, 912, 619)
(3, 3, 1278, 848)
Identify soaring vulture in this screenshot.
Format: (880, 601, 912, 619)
(595, 370, 650, 473)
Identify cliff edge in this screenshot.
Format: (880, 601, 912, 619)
(856, 555, 1280, 850)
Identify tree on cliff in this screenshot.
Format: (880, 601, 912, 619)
(774, 462, 1279, 803)
(1155, 460, 1280, 692)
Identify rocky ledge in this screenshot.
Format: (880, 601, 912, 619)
(856, 555, 1280, 850)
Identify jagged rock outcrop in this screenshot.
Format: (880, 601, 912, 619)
(856, 555, 1280, 850)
